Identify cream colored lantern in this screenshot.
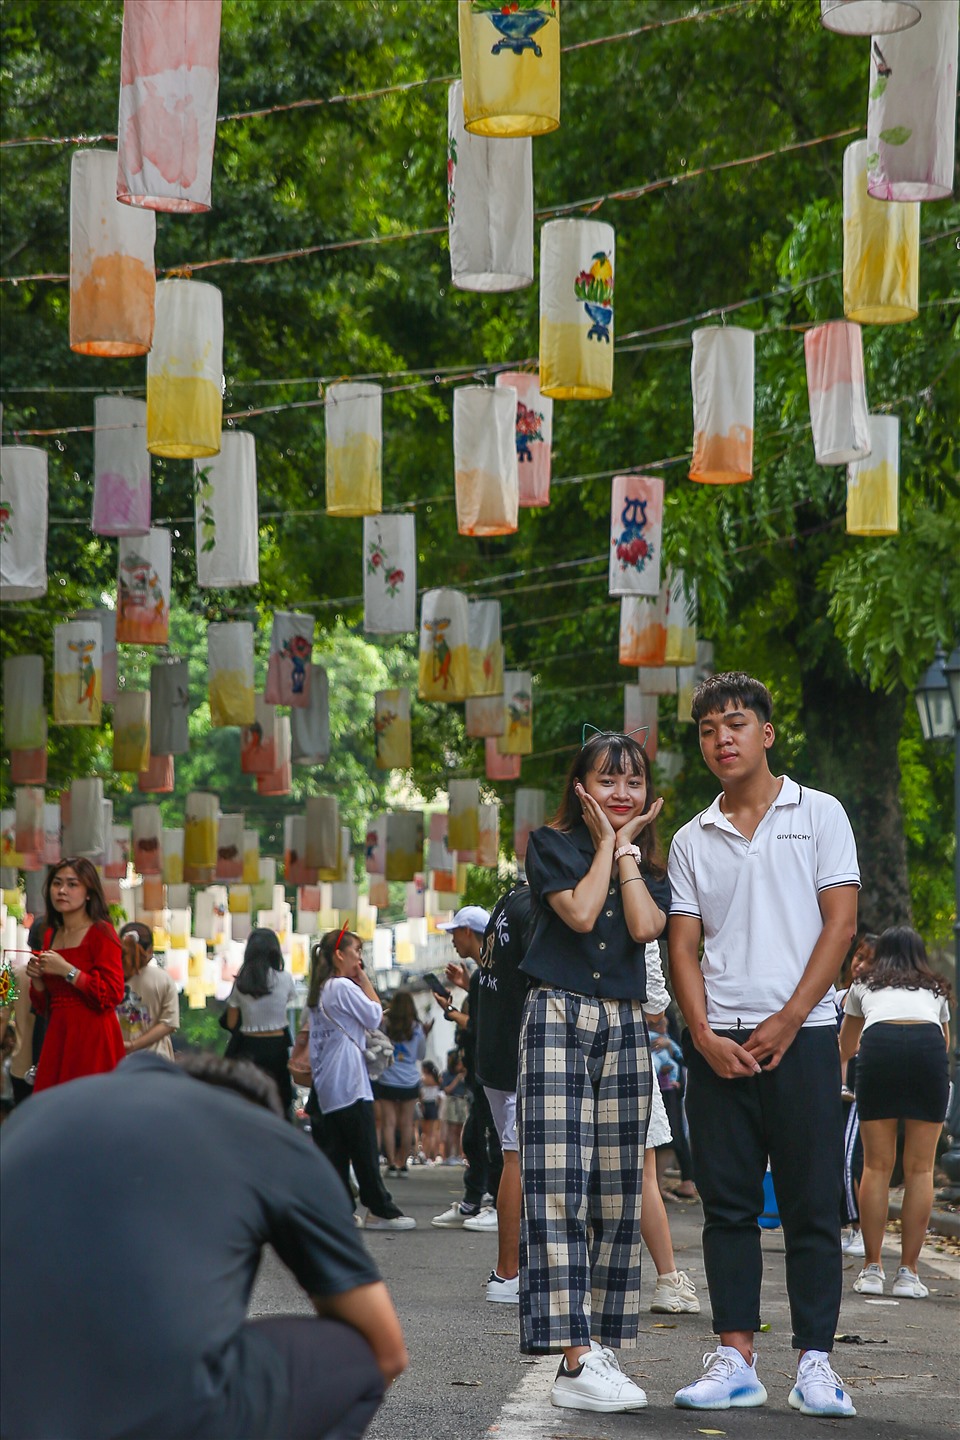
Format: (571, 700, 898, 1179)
(447, 80, 533, 291)
(458, 0, 560, 138)
(846, 415, 899, 536)
(363, 515, 416, 634)
(132, 803, 162, 876)
(843, 140, 919, 324)
(70, 150, 156, 356)
(418, 589, 470, 701)
(113, 689, 151, 773)
(92, 396, 151, 536)
(0, 446, 48, 601)
(195, 431, 259, 587)
(374, 689, 412, 771)
(804, 322, 871, 466)
(608, 474, 664, 597)
(467, 599, 504, 697)
(514, 788, 545, 862)
(540, 219, 615, 401)
(54, 620, 102, 726)
(663, 571, 697, 667)
(866, 0, 958, 202)
(207, 622, 255, 727)
(820, 0, 919, 30)
(454, 387, 519, 537)
(637, 665, 676, 696)
(70, 778, 105, 859)
(291, 665, 331, 766)
(497, 671, 533, 755)
(146, 280, 223, 458)
(689, 327, 755, 484)
(325, 383, 382, 517)
(495, 370, 552, 506)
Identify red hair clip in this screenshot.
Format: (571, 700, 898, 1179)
(333, 921, 350, 952)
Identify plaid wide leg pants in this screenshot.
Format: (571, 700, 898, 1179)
(517, 987, 651, 1354)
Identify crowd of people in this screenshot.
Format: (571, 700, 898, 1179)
(0, 671, 954, 1440)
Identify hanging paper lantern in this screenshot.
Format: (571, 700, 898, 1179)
(820, 0, 919, 32)
(677, 643, 713, 724)
(4, 656, 45, 751)
(265, 612, 314, 708)
(338, 825, 353, 884)
(804, 322, 871, 466)
(623, 688, 658, 760)
(454, 387, 519, 537)
(141, 876, 163, 912)
(847, 415, 899, 536)
(241, 695, 280, 776)
(363, 515, 416, 634)
(117, 528, 171, 645)
(485, 736, 521, 780)
(14, 788, 44, 867)
(866, 0, 958, 203)
(365, 815, 387, 878)
(285, 817, 317, 889)
(70, 778, 105, 859)
(620, 593, 667, 668)
(540, 220, 615, 401)
(842, 140, 919, 324)
(150, 659, 190, 755)
(447, 80, 534, 292)
(113, 690, 151, 773)
(325, 382, 382, 518)
(194, 886, 227, 944)
(466, 695, 505, 738)
(91, 396, 151, 537)
(458, 0, 560, 138)
(495, 371, 552, 506)
(195, 431, 259, 587)
(242, 829, 260, 885)
(41, 803, 61, 867)
(449, 780, 480, 855)
(663, 571, 697, 667)
(207, 622, 255, 727)
(54, 620, 103, 725)
(608, 474, 664, 598)
(73, 609, 119, 704)
(147, 280, 223, 458)
(637, 665, 677, 696)
(11, 745, 47, 786)
(497, 671, 533, 755)
(374, 689, 412, 770)
(138, 754, 174, 793)
(256, 717, 292, 796)
(132, 804, 162, 876)
(514, 788, 545, 862)
(689, 327, 755, 484)
(184, 791, 218, 886)
(385, 811, 424, 884)
(104, 825, 131, 880)
(467, 600, 504, 697)
(291, 664, 331, 767)
(162, 828, 184, 885)
(428, 813, 457, 893)
(403, 876, 424, 919)
(117, 0, 222, 213)
(418, 589, 470, 701)
(306, 797, 340, 875)
(476, 803, 500, 868)
(216, 813, 244, 882)
(69, 150, 156, 356)
(1, 810, 24, 871)
(0, 446, 48, 601)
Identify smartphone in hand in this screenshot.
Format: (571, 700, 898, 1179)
(423, 972, 452, 1003)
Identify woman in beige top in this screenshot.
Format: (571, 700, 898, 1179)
(117, 922, 180, 1061)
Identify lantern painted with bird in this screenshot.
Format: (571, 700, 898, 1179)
(540, 220, 615, 400)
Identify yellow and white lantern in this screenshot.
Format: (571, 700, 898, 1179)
(540, 219, 615, 401)
(458, 0, 560, 138)
(467, 599, 504, 697)
(113, 689, 151, 773)
(54, 620, 102, 726)
(184, 791, 218, 886)
(418, 589, 470, 701)
(843, 140, 919, 324)
(374, 689, 412, 771)
(663, 571, 697, 667)
(448, 779, 480, 856)
(497, 670, 533, 755)
(207, 622, 255, 728)
(846, 415, 899, 536)
(146, 279, 223, 458)
(325, 382, 382, 517)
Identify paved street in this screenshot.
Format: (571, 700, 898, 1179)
(249, 1163, 959, 1440)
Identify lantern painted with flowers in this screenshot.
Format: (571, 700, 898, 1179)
(458, 0, 560, 138)
(207, 622, 255, 728)
(291, 665, 330, 767)
(866, 0, 958, 202)
(454, 387, 519, 537)
(495, 371, 552, 506)
(843, 141, 919, 324)
(70, 150, 156, 355)
(689, 327, 755, 484)
(92, 396, 151, 537)
(0, 446, 48, 602)
(374, 689, 412, 771)
(113, 690, 151, 773)
(147, 280, 223, 459)
(540, 220, 615, 400)
(608, 475, 663, 597)
(117, 529, 171, 645)
(447, 80, 534, 291)
(804, 322, 871, 465)
(241, 695, 280, 776)
(265, 612, 314, 708)
(54, 621, 102, 726)
(363, 515, 416, 633)
(497, 671, 533, 755)
(418, 590, 470, 701)
(325, 383, 382, 517)
(846, 415, 899, 536)
(467, 600, 504, 697)
(195, 431, 259, 587)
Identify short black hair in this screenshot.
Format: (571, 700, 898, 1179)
(175, 1052, 284, 1117)
(691, 672, 773, 726)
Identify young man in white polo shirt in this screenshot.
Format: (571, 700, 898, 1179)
(667, 673, 859, 1419)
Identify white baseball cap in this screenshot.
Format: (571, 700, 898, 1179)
(436, 905, 491, 935)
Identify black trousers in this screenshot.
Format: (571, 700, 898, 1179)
(234, 1032, 294, 1117)
(658, 1087, 695, 1181)
(682, 1025, 843, 1352)
(462, 1081, 503, 1208)
(312, 1099, 402, 1219)
(248, 1317, 384, 1440)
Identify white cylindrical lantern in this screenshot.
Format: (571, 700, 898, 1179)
(216, 814, 243, 882)
(466, 695, 505, 738)
(485, 736, 521, 781)
(184, 791, 218, 886)
(362, 515, 416, 634)
(207, 622, 255, 728)
(150, 659, 190, 755)
(467, 599, 504, 697)
(69, 150, 156, 356)
(663, 571, 697, 667)
(70, 778, 105, 859)
(117, 528, 171, 645)
(325, 383, 382, 518)
(454, 387, 519, 537)
(41, 803, 61, 867)
(623, 688, 659, 760)
(458, 0, 560, 138)
(138, 753, 174, 793)
(689, 327, 755, 484)
(306, 796, 340, 874)
(429, 813, 456, 890)
(117, 0, 222, 213)
(608, 474, 664, 597)
(14, 788, 44, 864)
(241, 695, 280, 776)
(804, 322, 871, 466)
(0, 447, 48, 601)
(3, 656, 45, 750)
(365, 815, 387, 878)
(497, 671, 533, 756)
(265, 612, 314, 708)
(104, 825, 131, 880)
(92, 395, 151, 538)
(291, 664, 331, 767)
(540, 220, 615, 401)
(495, 371, 552, 506)
(447, 80, 534, 292)
(374, 689, 412, 771)
(847, 415, 899, 536)
(385, 812, 424, 884)
(195, 431, 259, 587)
(147, 280, 223, 458)
(132, 803, 162, 876)
(285, 816, 317, 888)
(637, 665, 677, 697)
(418, 589, 470, 701)
(113, 689, 151, 773)
(448, 780, 480, 855)
(866, 0, 958, 202)
(53, 620, 103, 725)
(514, 788, 545, 862)
(476, 803, 500, 869)
(163, 828, 184, 885)
(71, 610, 118, 704)
(256, 716, 292, 796)
(843, 140, 919, 324)
(620, 592, 668, 668)
(820, 0, 919, 32)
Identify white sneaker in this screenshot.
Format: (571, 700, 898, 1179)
(551, 1349, 647, 1412)
(431, 1203, 474, 1228)
(891, 1266, 929, 1299)
(463, 1207, 499, 1232)
(364, 1212, 416, 1231)
(841, 1228, 865, 1256)
(650, 1270, 701, 1314)
(788, 1351, 856, 1417)
(486, 1270, 520, 1303)
(853, 1263, 885, 1295)
(674, 1347, 768, 1409)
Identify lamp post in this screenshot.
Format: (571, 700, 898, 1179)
(914, 643, 960, 1199)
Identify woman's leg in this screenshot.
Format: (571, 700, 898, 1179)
(346, 1100, 404, 1219)
(898, 1119, 942, 1271)
(858, 1118, 898, 1267)
(640, 1148, 676, 1276)
(397, 1098, 416, 1169)
(379, 1099, 399, 1166)
(312, 1107, 356, 1210)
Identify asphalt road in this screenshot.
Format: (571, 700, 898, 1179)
(249, 1164, 959, 1440)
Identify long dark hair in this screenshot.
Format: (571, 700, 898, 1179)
(384, 990, 417, 1043)
(235, 927, 284, 998)
(862, 926, 953, 1001)
(306, 928, 361, 1008)
(550, 733, 664, 875)
(42, 857, 112, 934)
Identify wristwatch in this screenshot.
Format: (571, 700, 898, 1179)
(64, 966, 80, 985)
(613, 844, 641, 864)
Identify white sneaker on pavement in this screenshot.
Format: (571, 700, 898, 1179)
(788, 1351, 856, 1417)
(485, 1270, 520, 1303)
(841, 1228, 865, 1256)
(891, 1266, 929, 1298)
(853, 1263, 885, 1294)
(364, 1212, 416, 1231)
(463, 1207, 498, 1232)
(431, 1203, 475, 1228)
(551, 1349, 647, 1412)
(650, 1270, 701, 1314)
(674, 1346, 768, 1409)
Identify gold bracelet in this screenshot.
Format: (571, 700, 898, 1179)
(620, 876, 644, 887)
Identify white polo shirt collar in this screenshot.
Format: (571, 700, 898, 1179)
(699, 776, 801, 835)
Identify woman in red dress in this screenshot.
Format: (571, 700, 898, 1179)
(26, 857, 125, 1091)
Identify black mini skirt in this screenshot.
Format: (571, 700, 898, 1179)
(855, 1022, 948, 1123)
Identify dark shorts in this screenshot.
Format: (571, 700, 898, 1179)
(372, 1081, 420, 1103)
(856, 1022, 949, 1123)
(421, 1100, 439, 1121)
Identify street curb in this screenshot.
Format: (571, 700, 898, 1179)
(888, 1197, 960, 1240)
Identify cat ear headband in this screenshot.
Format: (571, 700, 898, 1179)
(581, 723, 649, 749)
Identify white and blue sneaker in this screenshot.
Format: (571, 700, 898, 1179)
(674, 1346, 768, 1409)
(788, 1351, 856, 1417)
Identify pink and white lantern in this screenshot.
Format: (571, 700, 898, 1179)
(265, 612, 314, 709)
(70, 149, 156, 356)
(485, 737, 520, 781)
(608, 474, 664, 598)
(454, 386, 519, 537)
(804, 322, 871, 466)
(92, 396, 151, 536)
(689, 327, 755, 485)
(495, 371, 552, 507)
(514, 788, 545, 863)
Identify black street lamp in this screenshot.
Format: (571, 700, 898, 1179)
(914, 644, 960, 1200)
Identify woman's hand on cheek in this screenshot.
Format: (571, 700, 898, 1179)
(574, 783, 615, 848)
(615, 797, 664, 846)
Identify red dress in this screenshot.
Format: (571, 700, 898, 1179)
(30, 923, 126, 1091)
